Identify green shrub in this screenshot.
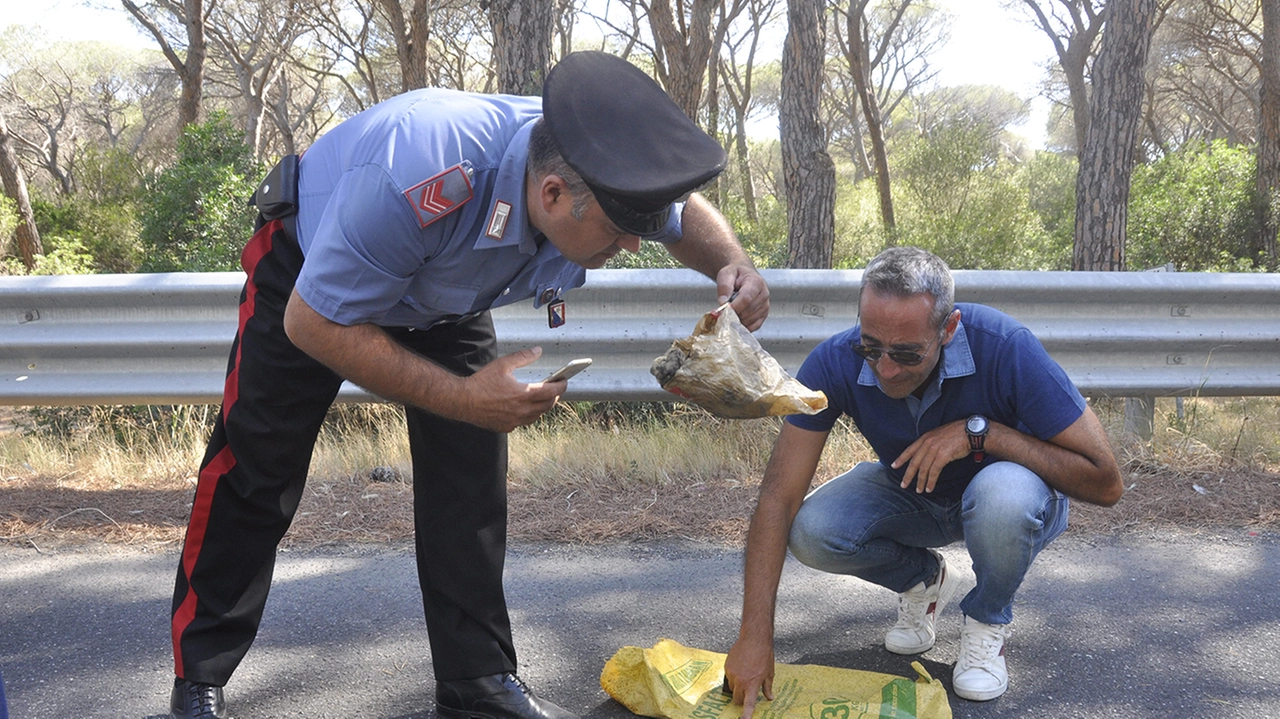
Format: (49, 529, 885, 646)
(602, 193, 789, 271)
(30, 195, 79, 238)
(0, 194, 16, 252)
(604, 237, 684, 269)
(26, 195, 142, 273)
(833, 177, 893, 269)
(889, 122, 1060, 270)
(78, 202, 143, 273)
(723, 193, 789, 269)
(139, 111, 261, 272)
(1128, 140, 1262, 271)
(0, 234, 95, 275)
(77, 144, 144, 205)
(1023, 150, 1077, 267)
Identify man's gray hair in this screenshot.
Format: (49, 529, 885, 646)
(526, 118, 594, 220)
(860, 247, 955, 329)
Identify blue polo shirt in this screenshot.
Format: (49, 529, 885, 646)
(787, 303, 1086, 503)
(293, 88, 683, 329)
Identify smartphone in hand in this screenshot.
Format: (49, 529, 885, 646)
(542, 358, 592, 382)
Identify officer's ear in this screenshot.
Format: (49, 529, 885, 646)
(536, 173, 572, 214)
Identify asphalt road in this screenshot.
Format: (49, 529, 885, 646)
(2, 529, 1277, 719)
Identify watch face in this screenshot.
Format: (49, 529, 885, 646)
(966, 415, 988, 434)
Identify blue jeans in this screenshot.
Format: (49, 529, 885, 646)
(788, 461, 1069, 625)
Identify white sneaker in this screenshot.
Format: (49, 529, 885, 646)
(884, 549, 960, 654)
(953, 616, 1011, 701)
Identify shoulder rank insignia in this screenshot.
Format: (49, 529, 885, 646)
(404, 163, 474, 228)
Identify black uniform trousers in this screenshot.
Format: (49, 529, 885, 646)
(171, 217, 518, 686)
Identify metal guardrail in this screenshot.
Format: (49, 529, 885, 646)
(0, 268, 1277, 406)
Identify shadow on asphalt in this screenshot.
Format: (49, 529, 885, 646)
(1, 532, 1278, 718)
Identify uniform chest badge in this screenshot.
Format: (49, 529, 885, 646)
(404, 163, 474, 227)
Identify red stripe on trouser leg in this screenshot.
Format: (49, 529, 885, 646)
(172, 446, 234, 676)
(240, 219, 278, 277)
(172, 219, 277, 677)
(221, 220, 277, 423)
(172, 590, 197, 678)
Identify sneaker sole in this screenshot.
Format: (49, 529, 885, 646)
(884, 636, 934, 655)
(953, 679, 1008, 702)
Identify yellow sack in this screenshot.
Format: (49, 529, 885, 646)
(601, 638, 951, 719)
(649, 305, 828, 419)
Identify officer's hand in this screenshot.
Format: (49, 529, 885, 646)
(717, 265, 770, 331)
(892, 419, 971, 493)
(458, 347, 562, 433)
(724, 635, 775, 719)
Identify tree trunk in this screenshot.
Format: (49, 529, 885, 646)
(1020, 0, 1105, 156)
(0, 114, 43, 270)
(377, 0, 431, 92)
(180, 0, 206, 126)
(718, 0, 767, 222)
(733, 112, 757, 221)
(781, 0, 835, 269)
(1073, 0, 1157, 271)
(648, 0, 719, 119)
(845, 0, 895, 234)
(244, 94, 268, 158)
(271, 77, 298, 157)
(850, 120, 873, 181)
(1258, 0, 1280, 268)
(1064, 40, 1093, 155)
(487, 0, 553, 96)
(121, 0, 206, 127)
(705, 61, 724, 206)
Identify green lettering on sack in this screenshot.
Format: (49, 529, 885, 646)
(808, 696, 872, 719)
(662, 659, 714, 694)
(761, 678, 803, 719)
(691, 687, 733, 719)
(878, 679, 917, 719)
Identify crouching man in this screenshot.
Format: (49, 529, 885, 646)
(724, 247, 1121, 710)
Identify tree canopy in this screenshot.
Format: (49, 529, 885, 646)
(0, 0, 1275, 274)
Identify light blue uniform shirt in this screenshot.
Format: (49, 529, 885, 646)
(293, 88, 683, 329)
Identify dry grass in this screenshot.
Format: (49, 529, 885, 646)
(1, 397, 1277, 552)
(1071, 397, 1280, 533)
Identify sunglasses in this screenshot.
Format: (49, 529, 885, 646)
(851, 334, 940, 367)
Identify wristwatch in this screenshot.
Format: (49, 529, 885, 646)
(965, 415, 989, 462)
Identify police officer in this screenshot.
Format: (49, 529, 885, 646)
(168, 51, 770, 719)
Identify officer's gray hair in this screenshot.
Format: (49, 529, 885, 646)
(859, 247, 955, 329)
(527, 119, 594, 220)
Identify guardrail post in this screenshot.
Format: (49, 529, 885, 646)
(1118, 263, 1179, 442)
(1123, 397, 1155, 440)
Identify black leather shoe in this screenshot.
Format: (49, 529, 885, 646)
(170, 677, 229, 719)
(436, 672, 577, 719)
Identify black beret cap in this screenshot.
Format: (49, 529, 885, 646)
(542, 51, 728, 236)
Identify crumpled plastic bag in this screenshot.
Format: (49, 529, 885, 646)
(650, 304, 827, 418)
(601, 638, 952, 719)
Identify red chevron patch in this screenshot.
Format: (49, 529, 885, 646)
(404, 164, 473, 227)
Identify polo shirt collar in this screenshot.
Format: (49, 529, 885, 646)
(472, 118, 540, 254)
(856, 318, 976, 388)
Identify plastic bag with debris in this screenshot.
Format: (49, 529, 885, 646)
(601, 638, 952, 719)
(650, 304, 827, 419)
